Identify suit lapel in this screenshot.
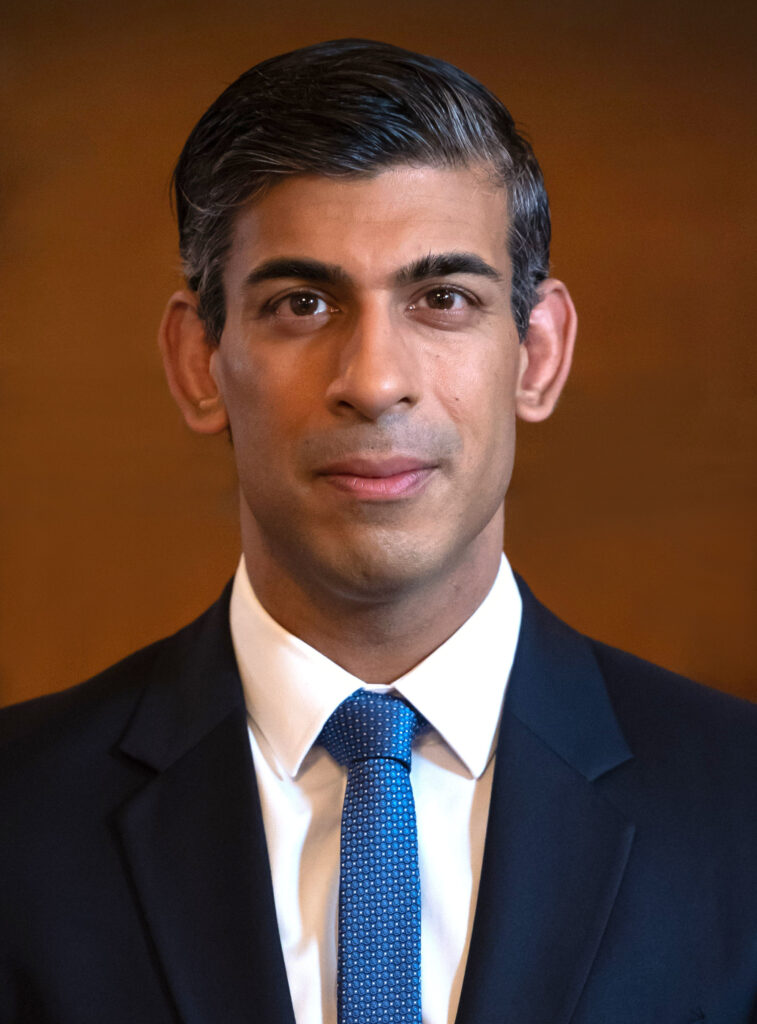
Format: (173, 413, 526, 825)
(455, 580, 636, 1024)
(115, 586, 295, 1024)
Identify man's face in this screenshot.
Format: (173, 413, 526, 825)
(211, 165, 527, 603)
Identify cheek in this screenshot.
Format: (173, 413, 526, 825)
(217, 348, 302, 448)
(437, 342, 517, 439)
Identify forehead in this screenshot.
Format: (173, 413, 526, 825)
(223, 165, 512, 289)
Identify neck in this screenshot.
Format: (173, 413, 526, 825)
(241, 521, 504, 685)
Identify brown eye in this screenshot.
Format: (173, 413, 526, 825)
(427, 287, 457, 310)
(288, 293, 324, 316)
(418, 287, 472, 312)
(406, 285, 477, 326)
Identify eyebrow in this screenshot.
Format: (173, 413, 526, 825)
(393, 251, 504, 286)
(242, 251, 504, 290)
(244, 258, 350, 289)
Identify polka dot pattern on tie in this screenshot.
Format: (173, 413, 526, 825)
(318, 690, 427, 1024)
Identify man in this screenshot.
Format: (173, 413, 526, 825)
(1, 38, 755, 1024)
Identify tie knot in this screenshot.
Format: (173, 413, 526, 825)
(318, 691, 426, 769)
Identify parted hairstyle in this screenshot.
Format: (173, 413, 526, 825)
(173, 38, 551, 342)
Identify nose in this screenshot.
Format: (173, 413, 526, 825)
(325, 305, 421, 421)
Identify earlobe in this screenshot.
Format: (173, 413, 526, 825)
(158, 290, 229, 434)
(515, 279, 577, 423)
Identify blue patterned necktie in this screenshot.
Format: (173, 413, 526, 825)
(318, 690, 427, 1024)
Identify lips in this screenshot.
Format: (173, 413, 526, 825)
(316, 456, 436, 499)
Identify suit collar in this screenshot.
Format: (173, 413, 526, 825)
(507, 575, 633, 780)
(119, 572, 629, 781)
(118, 581, 244, 772)
(455, 577, 636, 1024)
(115, 583, 296, 1024)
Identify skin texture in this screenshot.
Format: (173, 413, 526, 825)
(160, 165, 576, 682)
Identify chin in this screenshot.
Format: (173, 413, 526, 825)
(307, 528, 466, 604)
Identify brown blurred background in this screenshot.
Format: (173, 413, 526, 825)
(1, 0, 755, 707)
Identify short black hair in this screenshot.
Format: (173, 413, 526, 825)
(173, 38, 551, 341)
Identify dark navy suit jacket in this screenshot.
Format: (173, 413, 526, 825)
(1, 578, 756, 1023)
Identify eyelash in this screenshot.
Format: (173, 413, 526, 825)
(264, 291, 336, 318)
(409, 286, 479, 312)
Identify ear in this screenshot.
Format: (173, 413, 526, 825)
(515, 279, 577, 423)
(158, 290, 229, 434)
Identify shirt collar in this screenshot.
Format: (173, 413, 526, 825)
(230, 554, 522, 780)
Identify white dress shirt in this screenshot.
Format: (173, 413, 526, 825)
(229, 554, 522, 1024)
